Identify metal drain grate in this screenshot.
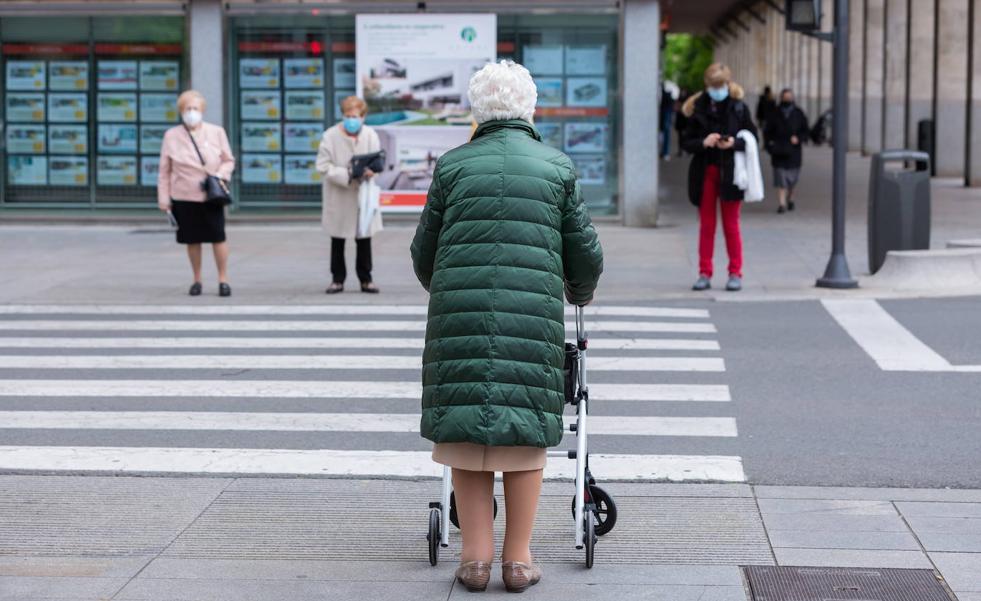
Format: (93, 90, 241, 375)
(743, 566, 958, 601)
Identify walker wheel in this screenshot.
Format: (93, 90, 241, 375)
(584, 510, 596, 568)
(449, 492, 499, 529)
(571, 485, 617, 536)
(427, 508, 440, 566)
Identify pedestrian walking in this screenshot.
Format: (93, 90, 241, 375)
(764, 88, 810, 213)
(316, 95, 382, 294)
(660, 82, 675, 159)
(410, 59, 603, 593)
(674, 88, 690, 157)
(681, 63, 758, 292)
(157, 90, 235, 297)
(756, 85, 776, 131)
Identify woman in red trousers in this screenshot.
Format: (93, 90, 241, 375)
(680, 63, 757, 292)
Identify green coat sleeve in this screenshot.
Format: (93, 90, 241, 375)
(561, 176, 603, 305)
(410, 166, 445, 291)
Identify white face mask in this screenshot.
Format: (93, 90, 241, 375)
(182, 110, 203, 127)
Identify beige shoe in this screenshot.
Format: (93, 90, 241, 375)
(455, 560, 492, 592)
(501, 561, 542, 593)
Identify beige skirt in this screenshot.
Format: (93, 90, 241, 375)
(432, 442, 547, 473)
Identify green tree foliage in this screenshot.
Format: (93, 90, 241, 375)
(663, 34, 714, 92)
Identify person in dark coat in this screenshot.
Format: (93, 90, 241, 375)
(660, 82, 675, 159)
(411, 59, 603, 593)
(756, 85, 776, 132)
(763, 87, 810, 213)
(681, 63, 758, 292)
(674, 88, 690, 157)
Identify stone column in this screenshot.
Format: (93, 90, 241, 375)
(819, 0, 833, 115)
(189, 0, 225, 127)
(848, 0, 865, 151)
(970, 0, 981, 186)
(622, 0, 659, 226)
(935, 0, 969, 177)
(863, 0, 885, 155)
(906, 0, 935, 149)
(882, 0, 908, 149)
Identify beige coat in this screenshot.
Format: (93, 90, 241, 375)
(316, 123, 383, 239)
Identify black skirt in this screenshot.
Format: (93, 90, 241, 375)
(171, 199, 226, 244)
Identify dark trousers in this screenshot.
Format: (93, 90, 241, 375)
(331, 237, 372, 284)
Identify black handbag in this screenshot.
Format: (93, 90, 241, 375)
(185, 126, 232, 206)
(350, 150, 386, 181)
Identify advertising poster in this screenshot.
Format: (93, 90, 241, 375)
(356, 13, 496, 210)
(333, 90, 354, 121)
(522, 46, 563, 75)
(140, 94, 178, 122)
(97, 93, 138, 121)
(97, 155, 138, 185)
(566, 77, 607, 107)
(49, 156, 88, 186)
(6, 125, 47, 154)
(48, 125, 88, 154)
(333, 58, 356, 88)
(241, 90, 281, 120)
(139, 61, 179, 91)
(241, 153, 282, 184)
(98, 124, 139, 153)
(284, 155, 320, 184)
(534, 78, 563, 108)
(284, 122, 324, 153)
(565, 46, 607, 75)
(572, 155, 605, 185)
(240, 58, 280, 89)
(6, 93, 46, 122)
(285, 90, 324, 121)
(140, 125, 168, 154)
(6, 61, 46, 90)
(564, 122, 608, 153)
(241, 122, 282, 152)
(284, 58, 324, 88)
(98, 61, 138, 90)
(536, 122, 562, 149)
(48, 93, 88, 122)
(49, 61, 89, 90)
(141, 157, 160, 187)
(7, 155, 48, 185)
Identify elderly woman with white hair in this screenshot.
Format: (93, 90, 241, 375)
(157, 90, 235, 297)
(411, 60, 603, 593)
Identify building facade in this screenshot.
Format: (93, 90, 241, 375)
(0, 0, 661, 225)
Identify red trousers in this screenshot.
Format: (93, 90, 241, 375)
(698, 164, 743, 278)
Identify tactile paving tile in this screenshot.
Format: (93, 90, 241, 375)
(744, 566, 958, 601)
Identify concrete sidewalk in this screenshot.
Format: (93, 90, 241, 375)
(2, 147, 980, 304)
(2, 475, 980, 600)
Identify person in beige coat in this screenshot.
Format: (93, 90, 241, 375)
(316, 96, 383, 294)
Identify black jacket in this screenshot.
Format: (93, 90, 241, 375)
(680, 86, 758, 206)
(763, 103, 809, 169)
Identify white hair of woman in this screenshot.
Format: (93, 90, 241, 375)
(468, 60, 538, 124)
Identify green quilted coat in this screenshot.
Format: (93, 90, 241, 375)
(410, 119, 603, 448)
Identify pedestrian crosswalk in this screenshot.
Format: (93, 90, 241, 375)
(0, 303, 743, 482)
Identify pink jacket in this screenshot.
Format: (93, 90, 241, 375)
(157, 122, 235, 209)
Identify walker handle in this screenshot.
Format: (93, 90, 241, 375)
(575, 305, 587, 347)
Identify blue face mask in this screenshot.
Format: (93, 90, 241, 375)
(707, 86, 729, 102)
(343, 116, 363, 134)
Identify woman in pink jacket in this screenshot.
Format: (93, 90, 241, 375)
(157, 90, 236, 297)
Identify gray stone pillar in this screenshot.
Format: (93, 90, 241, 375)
(819, 1, 832, 115)
(189, 0, 225, 127)
(906, 0, 935, 149)
(970, 0, 981, 186)
(622, 0, 659, 226)
(935, 0, 969, 177)
(882, 0, 908, 149)
(848, 0, 865, 151)
(863, 0, 884, 155)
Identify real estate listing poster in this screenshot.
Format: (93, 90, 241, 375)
(356, 13, 495, 210)
(7, 155, 48, 185)
(564, 122, 608, 153)
(572, 155, 605, 185)
(284, 122, 324, 153)
(139, 61, 179, 91)
(139, 94, 178, 123)
(49, 61, 89, 91)
(49, 156, 88, 186)
(284, 154, 320, 185)
(97, 155, 138, 185)
(98, 61, 138, 90)
(6, 93, 46, 122)
(285, 90, 324, 121)
(6, 61, 46, 90)
(97, 93, 138, 121)
(566, 77, 607, 108)
(140, 157, 160, 187)
(48, 125, 88, 154)
(283, 58, 324, 89)
(6, 125, 47, 154)
(98, 124, 139, 154)
(241, 90, 281, 120)
(522, 46, 563, 76)
(140, 125, 168, 154)
(239, 58, 280, 89)
(241, 122, 282, 152)
(241, 153, 282, 184)
(534, 78, 563, 108)
(565, 46, 607, 75)
(48, 93, 88, 122)
(333, 58, 356, 88)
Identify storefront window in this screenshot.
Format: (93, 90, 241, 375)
(0, 16, 185, 207)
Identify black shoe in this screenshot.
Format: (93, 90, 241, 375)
(188, 282, 202, 296)
(361, 282, 380, 294)
(325, 282, 344, 294)
(788, 200, 795, 211)
(777, 205, 786, 214)
(219, 283, 231, 297)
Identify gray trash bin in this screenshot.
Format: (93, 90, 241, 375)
(868, 150, 931, 274)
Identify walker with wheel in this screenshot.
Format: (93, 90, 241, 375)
(426, 305, 617, 568)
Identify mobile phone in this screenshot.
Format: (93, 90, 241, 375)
(166, 210, 178, 229)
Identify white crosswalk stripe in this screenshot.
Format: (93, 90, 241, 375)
(0, 303, 742, 482)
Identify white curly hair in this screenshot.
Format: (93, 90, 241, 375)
(468, 60, 538, 124)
